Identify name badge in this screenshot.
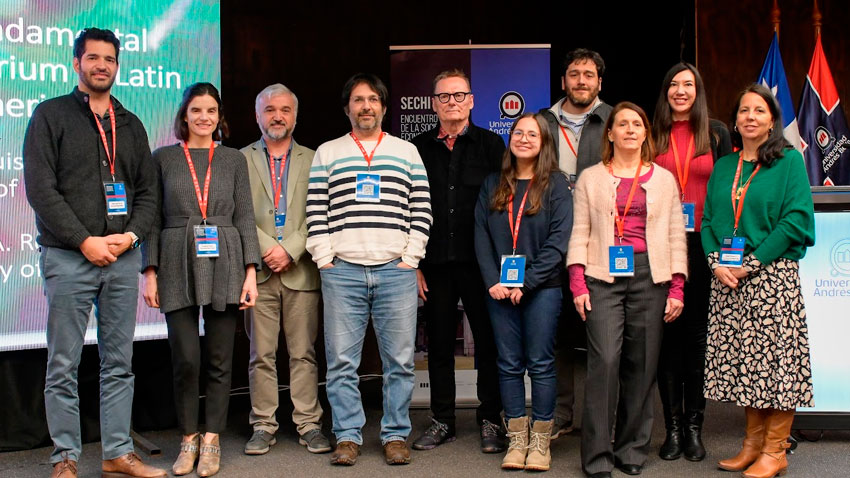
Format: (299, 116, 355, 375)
(103, 182, 128, 216)
(499, 255, 526, 287)
(274, 212, 286, 241)
(193, 225, 220, 257)
(355, 173, 381, 202)
(609, 245, 635, 277)
(719, 236, 746, 268)
(682, 202, 696, 232)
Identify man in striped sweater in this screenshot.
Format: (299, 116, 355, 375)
(306, 73, 432, 467)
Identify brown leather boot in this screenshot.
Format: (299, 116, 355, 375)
(102, 452, 167, 478)
(172, 434, 199, 476)
(742, 409, 794, 478)
(525, 419, 553, 471)
(383, 440, 411, 465)
(50, 455, 77, 478)
(718, 407, 767, 471)
(501, 416, 529, 470)
(330, 441, 360, 466)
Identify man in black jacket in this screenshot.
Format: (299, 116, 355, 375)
(410, 69, 505, 453)
(538, 48, 612, 440)
(23, 28, 164, 478)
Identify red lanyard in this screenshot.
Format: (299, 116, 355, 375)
(350, 132, 386, 168)
(670, 133, 694, 201)
(730, 152, 761, 235)
(182, 142, 215, 222)
(92, 102, 117, 180)
(507, 179, 533, 255)
(558, 125, 578, 157)
(610, 163, 644, 243)
(268, 152, 287, 211)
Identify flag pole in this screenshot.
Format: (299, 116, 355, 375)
(812, 0, 822, 39)
(771, 0, 781, 40)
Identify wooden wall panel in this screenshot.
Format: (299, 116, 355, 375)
(219, 1, 697, 150)
(698, 0, 850, 127)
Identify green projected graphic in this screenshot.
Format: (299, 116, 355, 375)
(0, 0, 221, 351)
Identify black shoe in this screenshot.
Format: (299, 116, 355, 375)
(682, 416, 706, 461)
(479, 419, 505, 453)
(550, 416, 574, 440)
(585, 473, 612, 478)
(412, 418, 455, 450)
(658, 428, 683, 460)
(614, 462, 642, 475)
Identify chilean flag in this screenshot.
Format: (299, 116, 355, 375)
(757, 33, 803, 153)
(798, 33, 850, 186)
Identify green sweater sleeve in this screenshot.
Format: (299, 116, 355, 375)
(752, 150, 815, 264)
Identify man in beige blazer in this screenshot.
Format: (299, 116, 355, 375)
(241, 84, 329, 455)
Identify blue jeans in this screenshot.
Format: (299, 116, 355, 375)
(487, 286, 562, 421)
(40, 246, 141, 463)
(321, 258, 417, 445)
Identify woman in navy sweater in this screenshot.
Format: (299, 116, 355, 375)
(474, 113, 573, 472)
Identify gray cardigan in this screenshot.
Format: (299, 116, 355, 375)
(144, 144, 261, 314)
(23, 87, 157, 249)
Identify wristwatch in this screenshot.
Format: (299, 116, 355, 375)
(127, 231, 140, 249)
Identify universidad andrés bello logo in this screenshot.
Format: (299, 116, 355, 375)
(499, 91, 525, 119)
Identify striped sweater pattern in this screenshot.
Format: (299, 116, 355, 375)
(306, 133, 432, 268)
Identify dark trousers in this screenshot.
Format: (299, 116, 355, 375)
(581, 254, 668, 475)
(657, 233, 710, 427)
(421, 262, 502, 427)
(166, 304, 239, 434)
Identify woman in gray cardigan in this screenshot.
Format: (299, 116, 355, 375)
(142, 83, 260, 477)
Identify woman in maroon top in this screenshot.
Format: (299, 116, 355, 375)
(652, 63, 732, 462)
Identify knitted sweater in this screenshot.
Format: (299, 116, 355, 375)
(701, 149, 815, 264)
(474, 172, 573, 292)
(23, 87, 157, 249)
(567, 162, 688, 284)
(306, 133, 432, 267)
(143, 144, 261, 314)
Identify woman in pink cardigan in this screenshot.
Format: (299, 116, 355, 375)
(567, 102, 688, 478)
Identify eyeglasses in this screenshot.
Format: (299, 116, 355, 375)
(433, 92, 471, 103)
(511, 130, 540, 140)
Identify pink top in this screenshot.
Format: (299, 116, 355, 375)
(613, 166, 652, 252)
(654, 121, 713, 231)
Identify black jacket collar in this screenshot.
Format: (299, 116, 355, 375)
(71, 86, 127, 117)
(427, 120, 481, 143)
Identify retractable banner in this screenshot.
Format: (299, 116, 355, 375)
(390, 45, 550, 144)
(390, 44, 550, 406)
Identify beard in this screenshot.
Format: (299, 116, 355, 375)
(566, 85, 600, 108)
(262, 122, 290, 141)
(80, 69, 116, 93)
(354, 113, 382, 131)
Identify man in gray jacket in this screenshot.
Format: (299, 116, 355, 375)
(538, 48, 612, 440)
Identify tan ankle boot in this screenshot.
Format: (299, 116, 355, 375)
(197, 435, 221, 477)
(172, 434, 199, 476)
(501, 416, 529, 470)
(718, 407, 767, 471)
(525, 419, 553, 471)
(742, 409, 794, 478)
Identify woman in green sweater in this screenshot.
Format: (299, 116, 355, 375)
(701, 83, 815, 478)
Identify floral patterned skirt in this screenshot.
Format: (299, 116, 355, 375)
(703, 255, 814, 410)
